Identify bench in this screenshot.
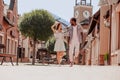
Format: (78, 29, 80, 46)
(0, 54, 16, 66)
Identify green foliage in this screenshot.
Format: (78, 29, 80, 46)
(104, 52, 109, 61)
(46, 36, 56, 54)
(19, 9, 55, 41)
(19, 9, 55, 65)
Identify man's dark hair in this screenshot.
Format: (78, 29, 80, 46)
(71, 17, 76, 22)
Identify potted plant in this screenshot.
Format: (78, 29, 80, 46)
(104, 53, 109, 65)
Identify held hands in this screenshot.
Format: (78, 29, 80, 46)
(64, 39, 68, 44)
(64, 38, 69, 44)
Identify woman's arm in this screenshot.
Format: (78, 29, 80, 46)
(51, 24, 56, 33)
(51, 22, 58, 33)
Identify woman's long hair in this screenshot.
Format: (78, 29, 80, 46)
(56, 23, 61, 30)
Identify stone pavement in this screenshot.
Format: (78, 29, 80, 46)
(0, 63, 120, 80)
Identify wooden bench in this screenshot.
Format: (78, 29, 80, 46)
(0, 54, 16, 66)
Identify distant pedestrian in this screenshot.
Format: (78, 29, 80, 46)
(51, 22, 66, 66)
(68, 18, 83, 67)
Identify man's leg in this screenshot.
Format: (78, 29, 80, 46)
(74, 43, 80, 64)
(69, 43, 74, 66)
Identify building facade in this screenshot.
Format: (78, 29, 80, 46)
(0, 0, 19, 60)
(85, 0, 120, 66)
(74, 0, 93, 64)
(111, 2, 120, 65)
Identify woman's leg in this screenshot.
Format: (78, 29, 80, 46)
(57, 52, 60, 64)
(59, 51, 64, 64)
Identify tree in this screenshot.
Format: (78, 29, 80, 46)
(46, 36, 56, 54)
(19, 9, 55, 65)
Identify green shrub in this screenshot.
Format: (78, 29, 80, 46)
(104, 53, 109, 61)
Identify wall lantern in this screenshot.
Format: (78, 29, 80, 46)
(103, 18, 110, 28)
(103, 10, 110, 28)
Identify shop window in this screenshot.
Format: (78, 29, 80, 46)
(18, 48, 25, 58)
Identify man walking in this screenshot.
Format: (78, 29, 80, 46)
(68, 18, 83, 67)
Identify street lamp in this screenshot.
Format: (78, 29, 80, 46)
(16, 30, 20, 65)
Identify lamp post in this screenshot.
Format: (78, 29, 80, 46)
(16, 31, 20, 65)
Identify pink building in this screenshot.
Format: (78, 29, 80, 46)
(85, 1, 120, 66)
(111, 2, 120, 65)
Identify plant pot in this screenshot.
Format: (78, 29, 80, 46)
(104, 60, 108, 65)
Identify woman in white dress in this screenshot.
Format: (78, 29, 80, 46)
(51, 22, 66, 65)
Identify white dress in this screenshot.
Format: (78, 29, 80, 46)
(54, 31, 66, 51)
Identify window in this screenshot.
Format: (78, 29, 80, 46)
(13, 16, 15, 23)
(3, 0, 10, 15)
(15, 42, 17, 54)
(0, 36, 3, 53)
(11, 40, 13, 53)
(7, 39, 10, 53)
(81, 0, 86, 5)
(3, 0, 10, 5)
(0, 36, 2, 44)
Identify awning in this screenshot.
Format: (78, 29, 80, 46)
(87, 10, 100, 35)
(4, 16, 14, 26)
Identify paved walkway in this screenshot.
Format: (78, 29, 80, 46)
(0, 63, 120, 80)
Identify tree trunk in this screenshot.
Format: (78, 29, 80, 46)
(32, 38, 36, 65)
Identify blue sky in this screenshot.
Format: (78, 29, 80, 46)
(4, 0, 99, 21)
